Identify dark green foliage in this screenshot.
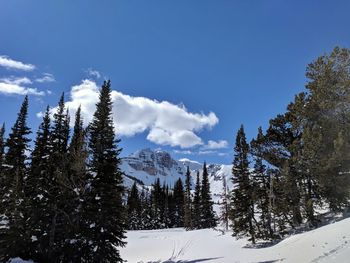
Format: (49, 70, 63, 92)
(250, 127, 273, 239)
(46, 94, 71, 261)
(26, 106, 53, 261)
(61, 106, 88, 262)
(127, 182, 142, 230)
(150, 178, 163, 228)
(230, 125, 256, 243)
(200, 163, 216, 229)
(173, 178, 185, 227)
(0, 96, 31, 261)
(192, 171, 201, 229)
(0, 123, 5, 172)
(184, 166, 193, 230)
(82, 80, 126, 262)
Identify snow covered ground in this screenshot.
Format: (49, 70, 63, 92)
(121, 217, 350, 263)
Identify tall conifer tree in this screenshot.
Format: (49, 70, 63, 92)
(82, 80, 126, 262)
(184, 166, 193, 230)
(200, 162, 216, 228)
(0, 96, 31, 261)
(230, 125, 256, 243)
(192, 171, 201, 229)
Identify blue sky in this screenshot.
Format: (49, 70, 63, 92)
(0, 0, 349, 164)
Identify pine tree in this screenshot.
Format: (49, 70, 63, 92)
(46, 94, 71, 261)
(127, 182, 141, 230)
(173, 178, 185, 227)
(0, 123, 5, 173)
(0, 123, 5, 196)
(192, 171, 201, 229)
(0, 96, 31, 261)
(184, 166, 193, 230)
(151, 178, 163, 228)
(250, 127, 273, 239)
(200, 162, 216, 229)
(82, 80, 126, 262)
(219, 175, 229, 231)
(26, 106, 53, 261)
(61, 106, 88, 262)
(139, 189, 152, 230)
(230, 125, 256, 243)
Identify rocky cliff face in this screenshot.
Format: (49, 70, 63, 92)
(120, 148, 233, 200)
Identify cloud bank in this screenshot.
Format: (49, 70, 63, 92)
(0, 55, 35, 71)
(202, 139, 228, 150)
(0, 82, 44, 96)
(60, 79, 219, 148)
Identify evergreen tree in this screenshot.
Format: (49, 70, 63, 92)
(192, 171, 201, 229)
(219, 175, 229, 231)
(26, 106, 53, 261)
(173, 178, 185, 227)
(250, 127, 273, 239)
(184, 166, 193, 230)
(0, 123, 5, 173)
(140, 189, 152, 230)
(82, 80, 126, 262)
(162, 184, 171, 228)
(45, 94, 71, 261)
(0, 96, 31, 261)
(0, 123, 5, 197)
(150, 178, 163, 228)
(230, 125, 256, 243)
(127, 182, 141, 230)
(61, 106, 88, 262)
(200, 162, 216, 229)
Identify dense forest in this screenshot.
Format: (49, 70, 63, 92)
(0, 47, 350, 262)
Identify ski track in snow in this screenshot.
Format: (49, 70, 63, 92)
(121, 218, 350, 263)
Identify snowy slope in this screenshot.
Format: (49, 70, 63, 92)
(121, 148, 233, 200)
(121, 217, 350, 263)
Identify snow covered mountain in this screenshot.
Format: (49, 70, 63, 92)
(121, 148, 233, 203)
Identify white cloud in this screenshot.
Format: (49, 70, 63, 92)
(198, 150, 216, 155)
(35, 73, 55, 83)
(0, 76, 32, 85)
(56, 79, 219, 148)
(87, 68, 101, 79)
(0, 55, 35, 71)
(174, 150, 194, 155)
(0, 82, 44, 96)
(202, 140, 228, 150)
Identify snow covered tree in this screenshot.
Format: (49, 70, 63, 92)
(60, 106, 88, 262)
(127, 182, 142, 230)
(44, 94, 71, 260)
(219, 175, 229, 231)
(0, 123, 5, 173)
(82, 80, 126, 262)
(0, 123, 5, 198)
(0, 96, 32, 261)
(230, 125, 256, 244)
(162, 184, 171, 228)
(184, 166, 193, 230)
(150, 178, 163, 228)
(173, 178, 185, 227)
(26, 106, 53, 261)
(250, 127, 273, 239)
(200, 162, 216, 229)
(192, 171, 201, 229)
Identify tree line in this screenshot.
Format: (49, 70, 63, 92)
(0, 81, 126, 262)
(125, 164, 216, 230)
(229, 47, 350, 244)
